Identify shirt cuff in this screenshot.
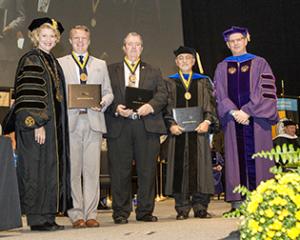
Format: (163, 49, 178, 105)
(204, 120, 211, 125)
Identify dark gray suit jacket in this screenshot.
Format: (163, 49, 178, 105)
(105, 61, 167, 138)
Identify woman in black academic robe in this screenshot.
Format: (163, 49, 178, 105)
(4, 18, 72, 231)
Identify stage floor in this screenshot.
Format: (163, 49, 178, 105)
(0, 198, 239, 240)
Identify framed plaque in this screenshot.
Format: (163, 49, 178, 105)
(68, 84, 101, 108)
(0, 91, 10, 107)
(125, 87, 153, 111)
(172, 106, 203, 132)
(0, 88, 13, 125)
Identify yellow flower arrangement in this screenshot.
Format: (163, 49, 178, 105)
(233, 145, 300, 240)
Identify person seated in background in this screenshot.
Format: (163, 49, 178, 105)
(211, 146, 224, 198)
(273, 119, 299, 169)
(273, 119, 299, 149)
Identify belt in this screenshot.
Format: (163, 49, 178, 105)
(79, 110, 87, 115)
(127, 112, 140, 120)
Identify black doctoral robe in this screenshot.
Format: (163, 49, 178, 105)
(3, 48, 72, 216)
(164, 73, 219, 196)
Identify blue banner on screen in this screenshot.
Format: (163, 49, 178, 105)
(277, 98, 298, 111)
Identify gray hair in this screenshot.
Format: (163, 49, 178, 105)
(123, 32, 143, 46)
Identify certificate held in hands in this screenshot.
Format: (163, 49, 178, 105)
(68, 84, 101, 108)
(125, 87, 153, 111)
(172, 106, 203, 132)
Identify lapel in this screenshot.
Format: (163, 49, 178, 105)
(66, 55, 79, 84)
(115, 62, 126, 98)
(86, 56, 94, 84)
(138, 61, 147, 88)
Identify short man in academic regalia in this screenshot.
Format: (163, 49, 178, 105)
(164, 46, 219, 220)
(213, 26, 279, 212)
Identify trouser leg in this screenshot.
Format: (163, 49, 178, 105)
(173, 193, 191, 215)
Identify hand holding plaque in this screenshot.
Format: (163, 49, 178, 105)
(136, 103, 153, 116)
(125, 87, 153, 111)
(170, 124, 184, 136)
(172, 106, 203, 132)
(195, 121, 209, 133)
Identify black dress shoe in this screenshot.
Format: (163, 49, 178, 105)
(114, 216, 128, 224)
(136, 215, 158, 222)
(194, 209, 212, 219)
(30, 222, 64, 231)
(176, 213, 189, 220)
(51, 222, 65, 230)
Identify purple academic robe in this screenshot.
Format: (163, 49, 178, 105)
(214, 55, 279, 202)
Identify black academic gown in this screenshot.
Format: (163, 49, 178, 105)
(4, 48, 72, 221)
(164, 73, 218, 196)
(273, 135, 300, 149)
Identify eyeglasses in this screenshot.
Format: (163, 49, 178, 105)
(227, 37, 246, 44)
(176, 55, 194, 61)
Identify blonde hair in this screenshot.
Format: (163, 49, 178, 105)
(28, 23, 61, 47)
(69, 25, 90, 39)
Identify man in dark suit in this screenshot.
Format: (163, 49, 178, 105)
(105, 32, 167, 224)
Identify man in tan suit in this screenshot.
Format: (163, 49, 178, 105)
(58, 25, 113, 228)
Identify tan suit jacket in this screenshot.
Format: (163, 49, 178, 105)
(58, 55, 113, 133)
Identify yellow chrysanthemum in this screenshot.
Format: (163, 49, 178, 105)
(276, 185, 288, 195)
(287, 227, 300, 240)
(256, 182, 269, 193)
(248, 219, 259, 233)
(247, 201, 258, 213)
(265, 208, 275, 218)
(278, 209, 290, 220)
(296, 211, 300, 221)
(259, 217, 266, 223)
(270, 220, 282, 231)
(239, 170, 300, 239)
(270, 196, 287, 206)
(290, 195, 300, 208)
(266, 230, 275, 238)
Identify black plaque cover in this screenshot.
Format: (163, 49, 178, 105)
(125, 87, 153, 110)
(172, 106, 203, 132)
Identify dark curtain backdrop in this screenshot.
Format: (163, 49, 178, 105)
(181, 0, 300, 98)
